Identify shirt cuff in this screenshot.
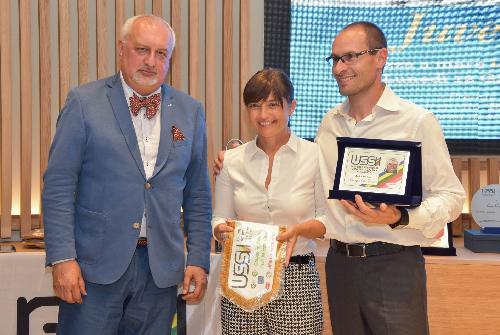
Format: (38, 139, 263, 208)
(51, 258, 75, 266)
(211, 217, 227, 241)
(314, 215, 328, 240)
(388, 207, 409, 229)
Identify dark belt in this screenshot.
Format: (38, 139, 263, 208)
(137, 238, 148, 247)
(289, 253, 315, 264)
(330, 239, 407, 258)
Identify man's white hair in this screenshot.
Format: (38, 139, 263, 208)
(120, 15, 176, 58)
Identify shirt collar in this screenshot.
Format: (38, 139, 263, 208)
(330, 84, 401, 119)
(247, 131, 299, 158)
(375, 85, 400, 112)
(120, 71, 161, 104)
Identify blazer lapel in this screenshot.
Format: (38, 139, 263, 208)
(106, 74, 146, 179)
(151, 84, 174, 178)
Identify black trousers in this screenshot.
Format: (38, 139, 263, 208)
(326, 244, 429, 335)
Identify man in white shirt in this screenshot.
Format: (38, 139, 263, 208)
(319, 21, 465, 334)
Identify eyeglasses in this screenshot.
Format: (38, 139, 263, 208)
(325, 48, 382, 67)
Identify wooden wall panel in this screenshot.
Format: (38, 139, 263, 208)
(78, 0, 89, 84)
(468, 158, 481, 229)
(188, 0, 200, 100)
(19, 0, 33, 236)
(58, 0, 71, 109)
(115, 0, 124, 72)
(222, 0, 233, 147)
(451, 157, 464, 234)
(152, 0, 162, 17)
(239, 0, 254, 142)
(39, 0, 52, 230)
(205, 0, 217, 187)
(96, 0, 108, 79)
(0, 0, 13, 238)
(134, 0, 146, 15)
(170, 0, 182, 89)
(487, 158, 499, 185)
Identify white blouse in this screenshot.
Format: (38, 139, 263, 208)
(212, 133, 327, 256)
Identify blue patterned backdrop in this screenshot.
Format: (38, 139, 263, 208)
(290, 1, 499, 140)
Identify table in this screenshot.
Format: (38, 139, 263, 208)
(2, 240, 500, 335)
(0, 248, 222, 335)
(314, 239, 500, 335)
(424, 239, 500, 335)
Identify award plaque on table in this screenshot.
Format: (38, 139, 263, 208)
(220, 220, 286, 312)
(329, 137, 422, 207)
(464, 184, 500, 253)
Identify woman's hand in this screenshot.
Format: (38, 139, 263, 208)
(212, 150, 225, 176)
(276, 226, 300, 267)
(276, 220, 326, 267)
(214, 222, 234, 242)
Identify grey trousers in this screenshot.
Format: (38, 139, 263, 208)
(326, 245, 429, 335)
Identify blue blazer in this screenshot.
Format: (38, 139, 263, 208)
(42, 74, 212, 288)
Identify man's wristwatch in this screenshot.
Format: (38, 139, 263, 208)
(389, 207, 409, 229)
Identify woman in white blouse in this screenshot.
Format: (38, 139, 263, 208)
(212, 68, 326, 335)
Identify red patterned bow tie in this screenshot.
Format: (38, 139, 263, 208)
(129, 93, 161, 119)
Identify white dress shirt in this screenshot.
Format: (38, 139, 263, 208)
(317, 85, 465, 246)
(120, 73, 161, 238)
(212, 132, 327, 256)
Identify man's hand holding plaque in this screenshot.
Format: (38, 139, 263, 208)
(340, 194, 402, 226)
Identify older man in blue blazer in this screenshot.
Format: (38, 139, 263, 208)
(42, 15, 212, 334)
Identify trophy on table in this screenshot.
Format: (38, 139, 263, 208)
(465, 184, 500, 253)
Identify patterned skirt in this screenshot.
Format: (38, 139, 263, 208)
(221, 256, 323, 335)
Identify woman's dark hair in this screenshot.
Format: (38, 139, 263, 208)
(243, 68, 294, 107)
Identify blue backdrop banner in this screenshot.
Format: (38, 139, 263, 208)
(290, 0, 499, 140)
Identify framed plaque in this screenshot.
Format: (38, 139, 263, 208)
(421, 222, 457, 256)
(220, 220, 286, 312)
(472, 184, 500, 234)
(329, 137, 422, 207)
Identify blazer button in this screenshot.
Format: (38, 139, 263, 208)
(132, 223, 141, 229)
(144, 182, 152, 189)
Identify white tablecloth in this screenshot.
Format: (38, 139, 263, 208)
(0, 251, 222, 335)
